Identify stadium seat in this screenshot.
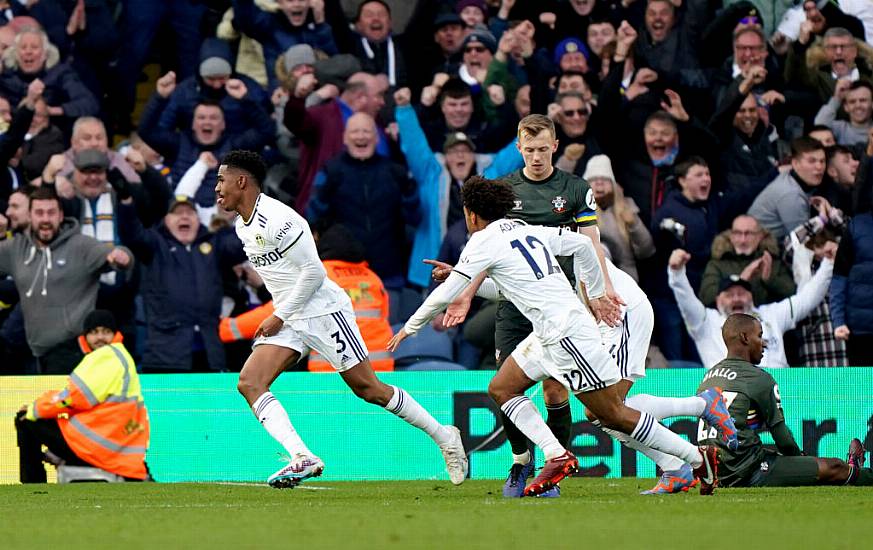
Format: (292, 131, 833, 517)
(57, 465, 125, 483)
(391, 324, 454, 367)
(404, 360, 468, 371)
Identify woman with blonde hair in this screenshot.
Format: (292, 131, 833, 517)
(583, 154, 655, 281)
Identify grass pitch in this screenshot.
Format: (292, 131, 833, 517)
(1, 478, 870, 549)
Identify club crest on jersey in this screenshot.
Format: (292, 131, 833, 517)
(512, 200, 523, 211)
(255, 234, 266, 247)
(551, 196, 567, 213)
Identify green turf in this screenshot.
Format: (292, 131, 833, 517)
(1, 479, 870, 549)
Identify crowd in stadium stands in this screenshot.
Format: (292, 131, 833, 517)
(1, 0, 873, 375)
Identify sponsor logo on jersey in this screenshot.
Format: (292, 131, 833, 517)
(760, 461, 769, 472)
(275, 220, 297, 243)
(551, 196, 567, 213)
(512, 200, 523, 211)
(248, 249, 286, 267)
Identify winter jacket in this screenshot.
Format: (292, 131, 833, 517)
(395, 105, 523, 287)
(417, 103, 517, 155)
(0, 218, 129, 356)
(786, 38, 873, 103)
(651, 182, 766, 298)
(0, 104, 32, 210)
(117, 202, 246, 371)
(157, 38, 270, 135)
(698, 229, 796, 307)
(307, 152, 420, 288)
(595, 198, 655, 282)
(0, 63, 99, 123)
(830, 211, 873, 334)
(21, 125, 66, 181)
(748, 170, 816, 242)
(138, 93, 274, 207)
(231, 0, 337, 89)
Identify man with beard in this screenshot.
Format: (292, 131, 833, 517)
(815, 80, 873, 146)
(0, 186, 132, 374)
(667, 245, 834, 368)
(786, 26, 873, 104)
(393, 86, 522, 288)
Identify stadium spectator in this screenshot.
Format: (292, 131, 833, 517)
(830, 206, 873, 366)
(20, 95, 65, 182)
(59, 116, 140, 184)
(139, 76, 273, 210)
(649, 157, 766, 360)
(749, 137, 827, 242)
(394, 86, 522, 288)
(0, 27, 99, 131)
(307, 112, 420, 290)
(418, 76, 515, 153)
(118, 194, 246, 372)
(231, 0, 338, 90)
(633, 0, 708, 93)
(785, 212, 847, 367)
(667, 246, 834, 368)
(699, 215, 796, 307)
(709, 64, 781, 192)
(582, 155, 655, 282)
(422, 12, 465, 84)
(0, 186, 132, 374)
(0, 80, 42, 208)
(15, 309, 150, 483)
(814, 80, 873, 146)
(283, 70, 389, 211)
(341, 0, 408, 87)
(551, 92, 602, 175)
(819, 145, 865, 216)
(785, 26, 873, 104)
(697, 313, 873, 487)
(710, 22, 786, 107)
(1, 186, 31, 238)
(155, 39, 270, 136)
(808, 124, 837, 147)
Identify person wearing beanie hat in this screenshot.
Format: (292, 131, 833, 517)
(457, 0, 487, 28)
(554, 38, 591, 74)
(231, 0, 339, 90)
(15, 306, 150, 483)
(459, 27, 497, 88)
(281, 44, 316, 74)
(581, 154, 654, 282)
(199, 57, 233, 82)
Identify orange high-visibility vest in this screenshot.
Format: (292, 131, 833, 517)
(219, 260, 394, 371)
(26, 342, 149, 479)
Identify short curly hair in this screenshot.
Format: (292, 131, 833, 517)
(461, 175, 516, 222)
(221, 150, 266, 187)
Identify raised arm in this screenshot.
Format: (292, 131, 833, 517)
(667, 249, 708, 336)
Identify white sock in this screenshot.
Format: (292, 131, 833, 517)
(385, 385, 452, 446)
(252, 392, 312, 457)
(628, 411, 701, 468)
(625, 394, 705, 421)
(501, 396, 565, 460)
(592, 419, 685, 472)
(513, 450, 531, 466)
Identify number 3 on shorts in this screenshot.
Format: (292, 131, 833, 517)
(330, 331, 347, 354)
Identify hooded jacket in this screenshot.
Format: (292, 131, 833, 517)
(0, 218, 127, 356)
(698, 229, 796, 307)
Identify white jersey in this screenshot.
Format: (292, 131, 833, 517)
(407, 219, 604, 345)
(234, 194, 349, 321)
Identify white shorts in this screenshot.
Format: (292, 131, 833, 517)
(598, 299, 654, 381)
(253, 303, 368, 372)
(511, 324, 621, 394)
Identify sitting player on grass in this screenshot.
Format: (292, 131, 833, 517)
(697, 313, 871, 487)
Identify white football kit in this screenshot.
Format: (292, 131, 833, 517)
(404, 219, 621, 392)
(512, 258, 654, 384)
(235, 194, 367, 371)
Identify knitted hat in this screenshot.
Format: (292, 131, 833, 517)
(554, 38, 591, 66)
(199, 57, 232, 78)
(282, 44, 316, 73)
(456, 0, 487, 15)
(583, 155, 616, 182)
(462, 27, 497, 53)
(82, 310, 117, 335)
